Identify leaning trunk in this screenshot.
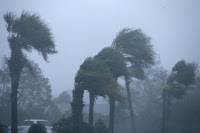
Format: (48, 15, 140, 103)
(89, 92, 95, 126)
(125, 76, 136, 133)
(71, 84, 84, 133)
(109, 96, 115, 133)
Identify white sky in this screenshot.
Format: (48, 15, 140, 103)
(0, 0, 200, 97)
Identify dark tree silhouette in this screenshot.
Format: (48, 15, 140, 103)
(112, 28, 155, 133)
(4, 11, 57, 133)
(95, 47, 126, 133)
(72, 57, 118, 133)
(162, 60, 197, 133)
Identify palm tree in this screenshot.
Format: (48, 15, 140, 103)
(4, 12, 57, 133)
(76, 57, 116, 125)
(72, 57, 117, 133)
(112, 29, 155, 133)
(71, 82, 84, 133)
(94, 47, 127, 133)
(162, 60, 197, 133)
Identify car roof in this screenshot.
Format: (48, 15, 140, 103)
(24, 119, 49, 123)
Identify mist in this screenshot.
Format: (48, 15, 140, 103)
(0, 0, 200, 133)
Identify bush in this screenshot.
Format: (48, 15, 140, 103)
(53, 117, 73, 133)
(53, 117, 110, 133)
(27, 124, 47, 133)
(0, 123, 7, 133)
(53, 117, 93, 133)
(94, 119, 110, 133)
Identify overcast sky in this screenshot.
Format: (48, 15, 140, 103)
(0, 0, 199, 97)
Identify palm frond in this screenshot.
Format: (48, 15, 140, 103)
(4, 12, 16, 32)
(13, 11, 57, 61)
(112, 28, 155, 68)
(22, 55, 36, 78)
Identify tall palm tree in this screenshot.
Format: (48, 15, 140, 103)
(94, 47, 127, 133)
(4, 12, 57, 133)
(112, 29, 155, 133)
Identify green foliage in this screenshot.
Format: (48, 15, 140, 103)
(94, 47, 127, 78)
(53, 117, 73, 133)
(168, 60, 197, 86)
(111, 28, 155, 133)
(53, 117, 94, 133)
(4, 11, 57, 133)
(0, 62, 53, 124)
(94, 48, 126, 100)
(27, 124, 47, 133)
(166, 60, 197, 98)
(112, 29, 155, 74)
(18, 61, 52, 108)
(165, 83, 186, 99)
(53, 117, 110, 133)
(75, 57, 118, 98)
(0, 123, 7, 133)
(94, 119, 111, 133)
(4, 12, 57, 61)
(0, 65, 11, 125)
(53, 91, 71, 104)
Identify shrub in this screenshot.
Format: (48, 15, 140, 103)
(94, 119, 111, 133)
(0, 123, 7, 133)
(53, 117, 73, 133)
(27, 124, 47, 133)
(53, 117, 93, 133)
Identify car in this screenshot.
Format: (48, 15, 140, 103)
(8, 119, 53, 133)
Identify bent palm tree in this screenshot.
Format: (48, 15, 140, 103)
(72, 57, 117, 133)
(95, 47, 127, 133)
(75, 57, 117, 127)
(112, 29, 155, 133)
(4, 12, 57, 133)
(162, 60, 196, 133)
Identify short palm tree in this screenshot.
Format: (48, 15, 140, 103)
(4, 12, 57, 133)
(94, 47, 127, 133)
(75, 57, 117, 127)
(162, 60, 197, 133)
(72, 57, 117, 133)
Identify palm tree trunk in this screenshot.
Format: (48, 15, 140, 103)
(10, 72, 21, 133)
(89, 92, 94, 129)
(71, 84, 84, 133)
(162, 90, 171, 133)
(109, 96, 115, 133)
(162, 90, 167, 133)
(125, 76, 136, 133)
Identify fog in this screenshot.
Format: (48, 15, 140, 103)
(1, 1, 200, 133)
(0, 0, 199, 97)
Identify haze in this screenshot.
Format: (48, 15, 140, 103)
(0, 0, 199, 97)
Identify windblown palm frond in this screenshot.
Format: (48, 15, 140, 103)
(5, 11, 57, 62)
(112, 28, 154, 68)
(94, 47, 127, 78)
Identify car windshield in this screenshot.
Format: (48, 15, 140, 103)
(37, 121, 52, 126)
(21, 121, 34, 126)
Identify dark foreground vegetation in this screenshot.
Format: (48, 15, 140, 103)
(0, 11, 199, 133)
